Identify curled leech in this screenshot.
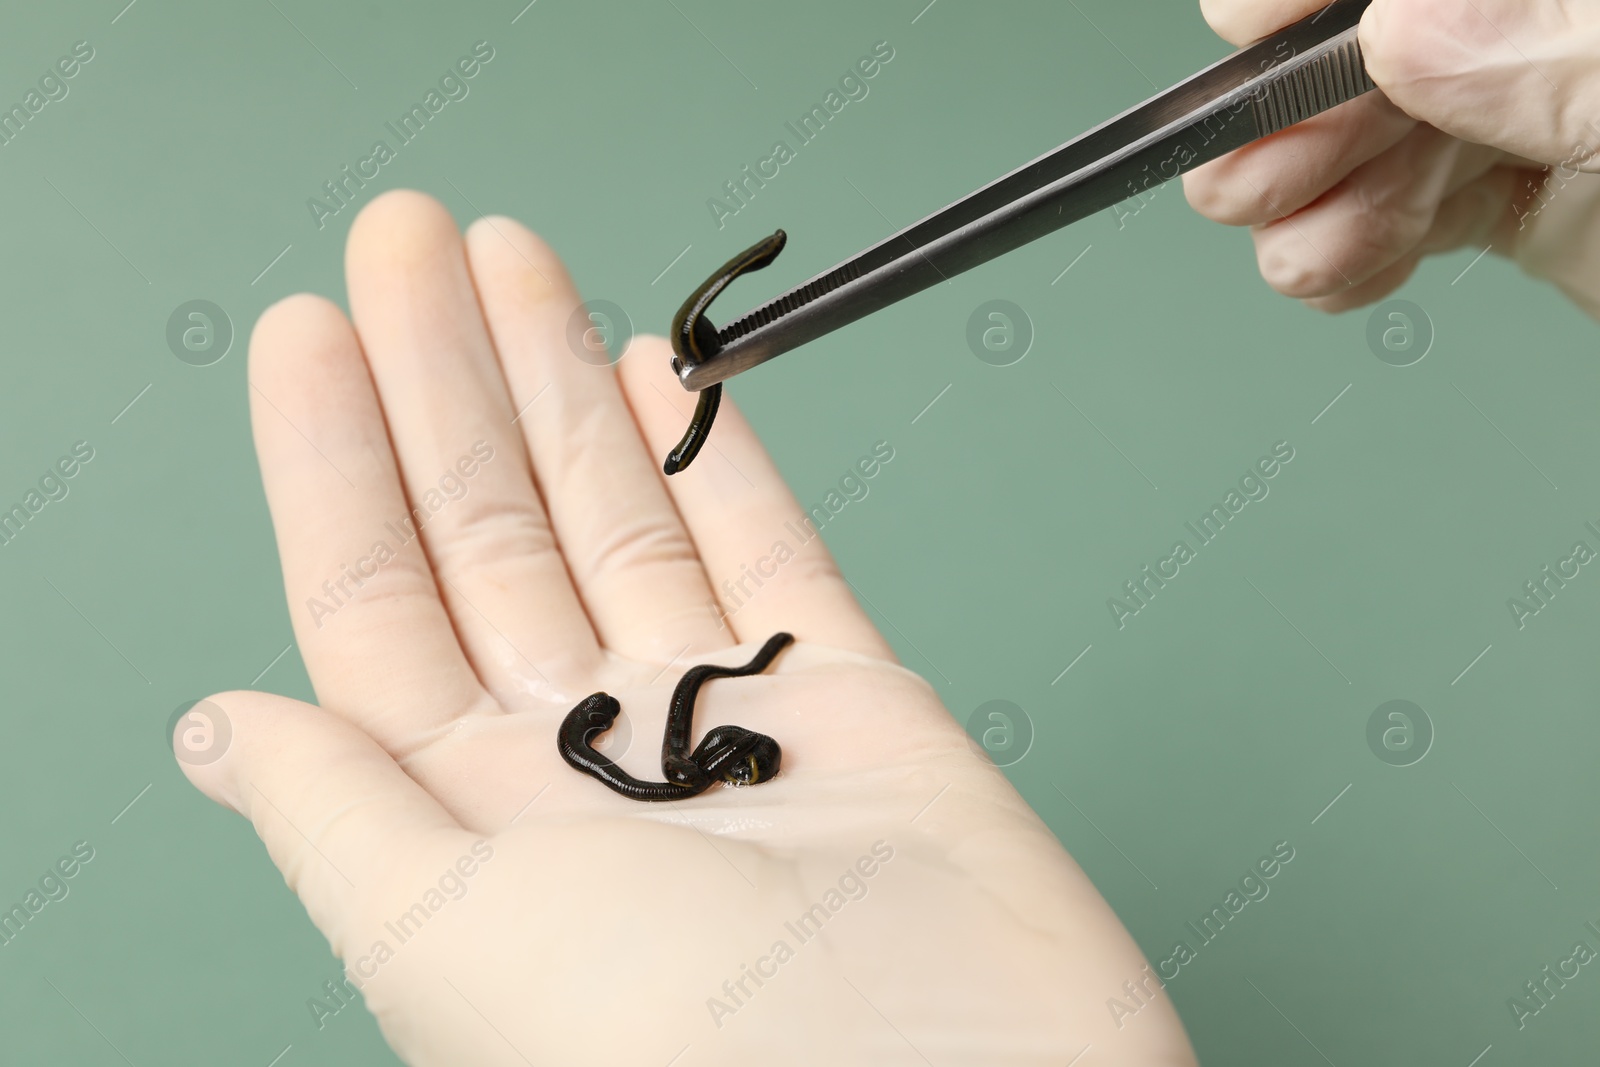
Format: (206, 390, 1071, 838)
(557, 633, 794, 802)
(664, 230, 788, 475)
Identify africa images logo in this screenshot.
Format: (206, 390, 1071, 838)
(1107, 442, 1295, 629)
(305, 41, 496, 230)
(705, 41, 895, 230)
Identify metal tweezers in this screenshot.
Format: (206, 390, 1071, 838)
(663, 0, 1376, 473)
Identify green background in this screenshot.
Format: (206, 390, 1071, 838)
(1, 0, 1594, 1063)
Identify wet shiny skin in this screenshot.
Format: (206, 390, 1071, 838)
(557, 633, 793, 801)
(663, 230, 787, 474)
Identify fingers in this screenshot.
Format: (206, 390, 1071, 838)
(463, 216, 731, 665)
(1198, 0, 1328, 45)
(616, 343, 894, 660)
(1249, 124, 1502, 299)
(175, 690, 471, 956)
(1419, 165, 1524, 256)
(1183, 91, 1416, 226)
(344, 191, 602, 693)
(1362, 0, 1600, 168)
(1186, 0, 1581, 311)
(1300, 253, 1421, 313)
(1298, 168, 1516, 312)
(1199, 1, 1600, 215)
(249, 292, 491, 752)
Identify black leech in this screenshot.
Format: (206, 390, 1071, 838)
(664, 230, 787, 475)
(556, 633, 794, 802)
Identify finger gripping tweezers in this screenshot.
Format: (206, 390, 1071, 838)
(662, 0, 1375, 472)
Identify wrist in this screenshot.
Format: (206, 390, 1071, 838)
(1512, 170, 1600, 322)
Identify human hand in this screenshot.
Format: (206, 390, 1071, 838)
(175, 190, 1197, 1066)
(1183, 0, 1600, 317)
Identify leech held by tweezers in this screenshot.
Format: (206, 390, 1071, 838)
(556, 633, 794, 801)
(663, 230, 787, 475)
(659, 1, 1377, 397)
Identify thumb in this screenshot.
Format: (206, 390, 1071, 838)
(1363, 0, 1600, 168)
(173, 690, 470, 954)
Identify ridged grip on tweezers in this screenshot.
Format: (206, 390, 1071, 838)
(1250, 35, 1374, 136)
(719, 259, 863, 347)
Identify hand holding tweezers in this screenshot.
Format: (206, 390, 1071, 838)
(664, 0, 1376, 472)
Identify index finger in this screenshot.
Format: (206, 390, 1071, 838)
(617, 341, 894, 661)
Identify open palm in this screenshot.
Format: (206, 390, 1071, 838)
(178, 190, 1196, 1067)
